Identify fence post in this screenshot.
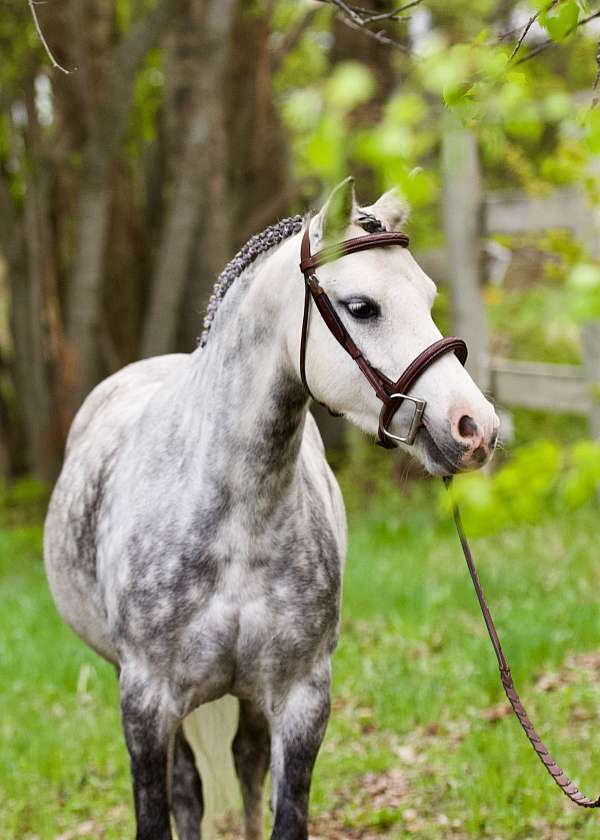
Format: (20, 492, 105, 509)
(441, 120, 491, 390)
(582, 321, 600, 440)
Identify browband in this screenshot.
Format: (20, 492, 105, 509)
(300, 231, 411, 274)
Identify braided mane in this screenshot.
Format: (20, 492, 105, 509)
(198, 215, 304, 348)
(197, 209, 388, 349)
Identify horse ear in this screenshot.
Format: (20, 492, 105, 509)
(361, 187, 410, 231)
(311, 177, 357, 246)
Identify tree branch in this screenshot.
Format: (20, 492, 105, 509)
(507, 2, 556, 63)
(27, 0, 70, 74)
(514, 9, 600, 66)
(316, 0, 421, 52)
(353, 1, 422, 24)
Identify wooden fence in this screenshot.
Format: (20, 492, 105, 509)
(440, 122, 600, 441)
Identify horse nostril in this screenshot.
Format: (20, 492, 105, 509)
(458, 415, 479, 439)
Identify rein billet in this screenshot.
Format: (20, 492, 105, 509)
(299, 225, 600, 809)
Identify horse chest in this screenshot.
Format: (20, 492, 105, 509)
(175, 522, 343, 700)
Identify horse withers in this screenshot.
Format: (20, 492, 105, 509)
(44, 178, 498, 840)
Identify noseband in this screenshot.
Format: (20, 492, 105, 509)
(299, 226, 467, 448)
(298, 223, 600, 810)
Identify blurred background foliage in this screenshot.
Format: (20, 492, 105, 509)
(0, 0, 599, 515)
(272, 0, 600, 534)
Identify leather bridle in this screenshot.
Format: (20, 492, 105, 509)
(299, 225, 467, 448)
(298, 223, 600, 810)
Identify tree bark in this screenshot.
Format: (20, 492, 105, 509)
(0, 191, 29, 478)
(179, 0, 294, 350)
(227, 1, 291, 245)
(142, 0, 237, 357)
(66, 156, 112, 411)
(22, 174, 60, 478)
(2, 73, 64, 480)
(65, 0, 181, 411)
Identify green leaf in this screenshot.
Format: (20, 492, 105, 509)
(282, 88, 323, 131)
(542, 92, 572, 122)
(385, 93, 427, 126)
(540, 0, 579, 41)
(583, 106, 600, 155)
(568, 263, 600, 291)
(504, 103, 543, 141)
(443, 81, 473, 108)
(566, 263, 600, 320)
(325, 62, 375, 112)
(400, 167, 437, 206)
(561, 441, 600, 507)
(305, 115, 347, 180)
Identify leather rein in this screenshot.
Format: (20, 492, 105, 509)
(298, 224, 600, 809)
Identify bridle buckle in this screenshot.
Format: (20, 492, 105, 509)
(380, 394, 426, 446)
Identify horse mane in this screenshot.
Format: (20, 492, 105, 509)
(198, 215, 304, 348)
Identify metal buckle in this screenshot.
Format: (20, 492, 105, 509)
(381, 394, 426, 446)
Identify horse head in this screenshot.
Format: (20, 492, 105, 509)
(290, 177, 499, 475)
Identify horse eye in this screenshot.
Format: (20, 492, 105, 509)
(344, 298, 380, 320)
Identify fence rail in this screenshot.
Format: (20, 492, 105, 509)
(490, 357, 593, 415)
(441, 123, 600, 441)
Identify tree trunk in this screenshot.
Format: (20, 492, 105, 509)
(66, 155, 112, 412)
(102, 160, 148, 370)
(4, 76, 64, 480)
(142, 0, 237, 357)
(1, 247, 29, 479)
(179, 0, 294, 350)
(62, 0, 181, 409)
(227, 2, 291, 245)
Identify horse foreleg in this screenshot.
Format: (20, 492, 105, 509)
(171, 726, 203, 840)
(233, 699, 270, 840)
(120, 673, 176, 840)
(269, 666, 331, 840)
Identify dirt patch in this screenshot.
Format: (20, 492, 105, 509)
(217, 765, 460, 839)
(50, 806, 128, 840)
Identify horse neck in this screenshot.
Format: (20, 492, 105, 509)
(186, 232, 309, 507)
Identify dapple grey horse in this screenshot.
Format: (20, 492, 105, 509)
(44, 178, 498, 840)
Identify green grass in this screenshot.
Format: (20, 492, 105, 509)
(1, 490, 600, 838)
(312, 488, 600, 838)
(0, 527, 132, 839)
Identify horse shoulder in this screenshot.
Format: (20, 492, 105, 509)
(44, 355, 190, 659)
(64, 354, 189, 455)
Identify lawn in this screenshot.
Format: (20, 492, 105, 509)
(1, 485, 600, 839)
